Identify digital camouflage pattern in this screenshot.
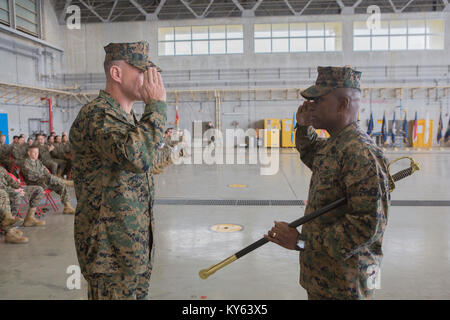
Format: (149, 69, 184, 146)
(301, 66, 362, 99)
(86, 270, 151, 300)
(104, 41, 161, 72)
(295, 122, 390, 299)
(69, 90, 166, 279)
(11, 143, 28, 167)
(0, 143, 12, 170)
(36, 143, 58, 174)
(0, 167, 21, 228)
(21, 158, 70, 203)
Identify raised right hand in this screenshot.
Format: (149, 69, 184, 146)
(296, 101, 313, 127)
(140, 67, 166, 103)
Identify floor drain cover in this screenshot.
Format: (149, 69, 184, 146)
(210, 224, 243, 233)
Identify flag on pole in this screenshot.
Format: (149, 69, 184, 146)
(175, 106, 179, 128)
(390, 111, 396, 145)
(381, 111, 387, 144)
(424, 111, 430, 145)
(413, 111, 418, 143)
(291, 112, 296, 143)
(367, 111, 374, 136)
(402, 112, 408, 144)
(445, 117, 450, 142)
(437, 111, 443, 144)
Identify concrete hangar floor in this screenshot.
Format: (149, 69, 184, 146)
(0, 148, 449, 300)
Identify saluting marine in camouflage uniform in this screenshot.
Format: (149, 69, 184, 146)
(70, 41, 166, 300)
(265, 66, 389, 300)
(21, 145, 75, 226)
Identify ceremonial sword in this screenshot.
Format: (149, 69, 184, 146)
(199, 156, 420, 280)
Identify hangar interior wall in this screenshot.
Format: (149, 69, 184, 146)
(0, 1, 449, 145)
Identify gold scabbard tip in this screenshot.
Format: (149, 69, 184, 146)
(199, 269, 210, 280)
(198, 255, 238, 280)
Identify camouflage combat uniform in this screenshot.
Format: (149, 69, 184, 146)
(21, 158, 69, 204)
(0, 167, 22, 225)
(11, 143, 28, 168)
(296, 66, 390, 300)
(0, 142, 13, 171)
(37, 143, 58, 175)
(51, 142, 71, 175)
(0, 167, 44, 226)
(70, 39, 166, 301)
(70, 89, 166, 299)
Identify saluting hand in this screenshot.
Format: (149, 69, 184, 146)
(296, 101, 313, 127)
(264, 221, 299, 250)
(140, 67, 166, 103)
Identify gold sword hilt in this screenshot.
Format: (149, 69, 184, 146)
(199, 255, 237, 280)
(388, 156, 420, 192)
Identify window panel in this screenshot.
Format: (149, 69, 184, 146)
(290, 23, 306, 37)
(15, 5, 36, 22)
(372, 36, 388, 50)
(372, 21, 389, 35)
(227, 39, 243, 54)
(210, 40, 225, 54)
(427, 20, 444, 34)
(192, 26, 208, 40)
(408, 20, 425, 35)
(16, 0, 35, 13)
(175, 41, 191, 55)
(354, 36, 370, 51)
(175, 27, 191, 40)
(308, 23, 324, 36)
(192, 40, 208, 55)
(353, 19, 444, 51)
(255, 24, 271, 38)
(390, 35, 407, 50)
(272, 38, 289, 52)
(0, 0, 8, 11)
(158, 27, 174, 41)
(0, 10, 8, 23)
(408, 35, 425, 50)
(290, 38, 306, 52)
(158, 41, 174, 56)
(227, 25, 243, 39)
(308, 37, 324, 51)
(325, 22, 341, 37)
(272, 24, 288, 38)
(390, 20, 407, 35)
(426, 35, 444, 50)
(325, 37, 341, 51)
(210, 25, 225, 39)
(255, 38, 271, 53)
(354, 21, 370, 36)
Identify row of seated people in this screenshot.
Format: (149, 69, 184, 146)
(0, 132, 72, 179)
(0, 143, 76, 244)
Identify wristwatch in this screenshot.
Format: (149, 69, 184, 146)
(295, 233, 306, 251)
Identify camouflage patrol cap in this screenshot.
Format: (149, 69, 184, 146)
(104, 41, 162, 72)
(301, 66, 361, 99)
